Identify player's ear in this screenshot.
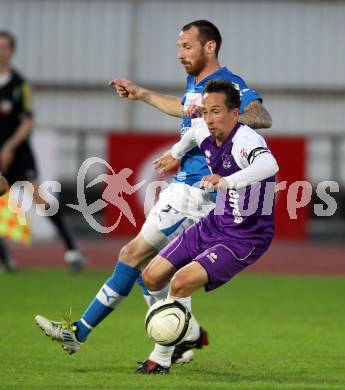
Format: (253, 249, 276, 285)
(206, 40, 216, 55)
(231, 107, 240, 118)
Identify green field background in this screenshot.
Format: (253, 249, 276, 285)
(0, 270, 344, 389)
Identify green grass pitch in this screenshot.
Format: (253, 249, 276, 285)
(0, 269, 344, 389)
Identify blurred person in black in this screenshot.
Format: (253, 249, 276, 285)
(0, 31, 84, 272)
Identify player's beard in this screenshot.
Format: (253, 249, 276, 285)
(182, 53, 208, 77)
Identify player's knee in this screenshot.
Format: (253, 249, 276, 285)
(142, 267, 167, 292)
(170, 273, 189, 296)
(142, 268, 158, 291)
(119, 242, 141, 267)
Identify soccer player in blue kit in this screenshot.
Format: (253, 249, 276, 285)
(35, 20, 272, 373)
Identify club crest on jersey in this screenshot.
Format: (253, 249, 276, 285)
(222, 154, 232, 169)
(205, 149, 212, 164)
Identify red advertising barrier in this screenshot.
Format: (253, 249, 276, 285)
(105, 133, 179, 236)
(268, 137, 308, 240)
(106, 133, 308, 240)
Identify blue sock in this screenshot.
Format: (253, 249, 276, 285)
(136, 274, 150, 296)
(74, 262, 140, 342)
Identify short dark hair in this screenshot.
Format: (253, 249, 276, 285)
(0, 31, 16, 50)
(203, 80, 241, 110)
(182, 20, 222, 57)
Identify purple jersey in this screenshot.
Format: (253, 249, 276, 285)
(162, 120, 277, 291)
(171, 119, 276, 248)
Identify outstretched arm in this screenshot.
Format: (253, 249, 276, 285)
(154, 118, 208, 174)
(109, 78, 183, 118)
(154, 151, 180, 174)
(239, 100, 272, 129)
(154, 129, 197, 174)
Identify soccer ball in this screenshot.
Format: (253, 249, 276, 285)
(145, 298, 192, 346)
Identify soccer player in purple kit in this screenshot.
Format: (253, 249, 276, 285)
(143, 80, 278, 370)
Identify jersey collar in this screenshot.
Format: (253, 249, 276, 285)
(194, 66, 232, 87)
(213, 122, 242, 148)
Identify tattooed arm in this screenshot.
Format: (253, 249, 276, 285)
(239, 100, 272, 129)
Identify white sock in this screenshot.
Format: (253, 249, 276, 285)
(147, 284, 173, 367)
(143, 294, 155, 307)
(149, 343, 174, 368)
(168, 294, 191, 312)
(147, 290, 200, 366)
(148, 283, 170, 303)
(168, 294, 200, 341)
(185, 315, 201, 341)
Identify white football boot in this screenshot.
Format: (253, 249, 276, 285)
(35, 314, 81, 354)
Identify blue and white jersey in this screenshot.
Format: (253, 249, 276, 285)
(174, 66, 262, 186)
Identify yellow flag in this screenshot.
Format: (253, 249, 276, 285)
(0, 193, 32, 245)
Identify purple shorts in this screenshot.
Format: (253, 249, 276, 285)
(160, 217, 272, 291)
